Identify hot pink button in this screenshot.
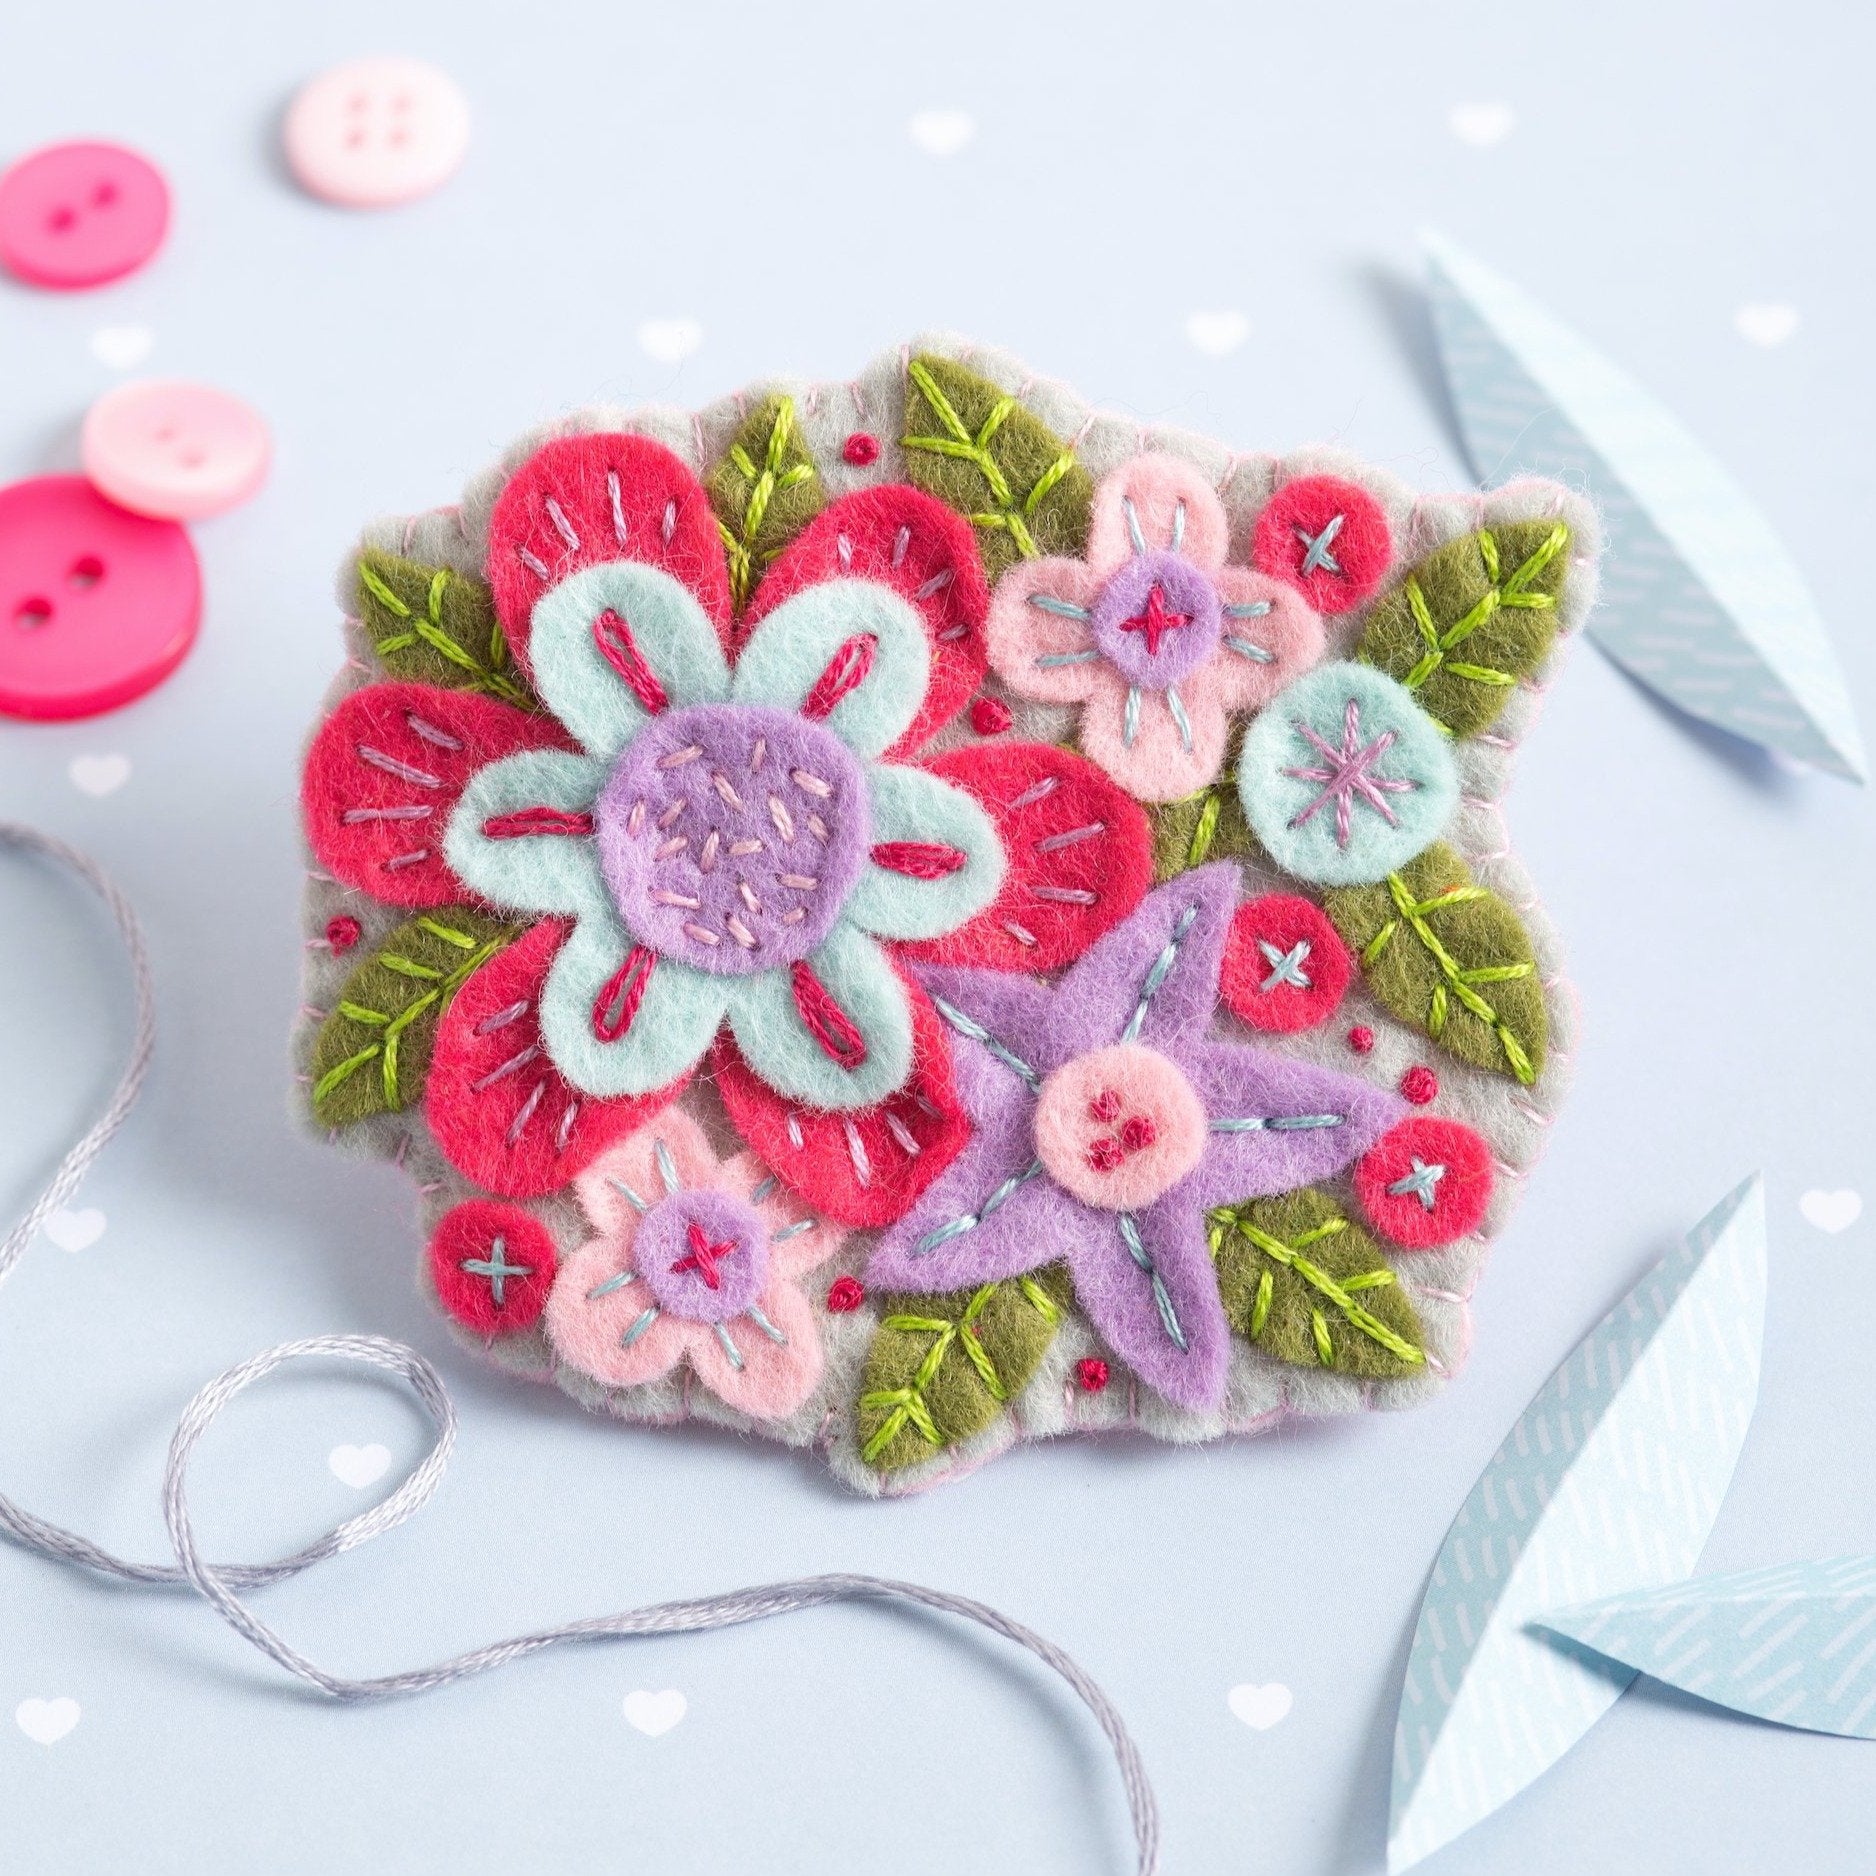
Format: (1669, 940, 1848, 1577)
(0, 476, 200, 720)
(0, 141, 169, 289)
(284, 58, 471, 208)
(81, 380, 271, 521)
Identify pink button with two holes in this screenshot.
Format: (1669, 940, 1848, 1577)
(284, 58, 471, 208)
(81, 380, 271, 521)
(0, 142, 170, 289)
(0, 476, 200, 720)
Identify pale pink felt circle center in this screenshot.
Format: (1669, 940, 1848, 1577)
(283, 57, 471, 208)
(81, 379, 271, 521)
(1033, 1042, 1208, 1211)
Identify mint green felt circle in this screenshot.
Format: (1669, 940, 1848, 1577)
(528, 562, 730, 761)
(444, 749, 610, 918)
(730, 579, 930, 759)
(1236, 661, 1458, 888)
(844, 763, 1006, 941)
(719, 922, 915, 1110)
(537, 907, 729, 1098)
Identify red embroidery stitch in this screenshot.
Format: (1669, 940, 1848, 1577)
(790, 958, 868, 1068)
(1400, 1064, 1439, 1105)
(870, 840, 968, 879)
(968, 695, 1013, 736)
(842, 432, 880, 466)
(325, 914, 362, 951)
(799, 633, 878, 721)
(1348, 1024, 1375, 1054)
(1076, 1357, 1110, 1393)
(1089, 1088, 1122, 1123)
(671, 1218, 736, 1289)
(1119, 1114, 1157, 1153)
(591, 945, 654, 1042)
(1087, 1136, 1125, 1172)
(1118, 584, 1193, 656)
(592, 608, 670, 715)
(826, 1274, 866, 1312)
(481, 806, 597, 840)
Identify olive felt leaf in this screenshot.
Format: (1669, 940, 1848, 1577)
(1210, 1188, 1425, 1379)
(1323, 843, 1546, 1084)
(901, 354, 1093, 580)
(310, 909, 514, 1125)
(705, 393, 825, 611)
(355, 550, 535, 708)
(1149, 770, 1257, 881)
(1358, 520, 1571, 737)
(856, 1268, 1069, 1472)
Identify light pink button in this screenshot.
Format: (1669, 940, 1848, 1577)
(283, 58, 471, 208)
(81, 380, 271, 521)
(0, 141, 170, 289)
(0, 476, 201, 721)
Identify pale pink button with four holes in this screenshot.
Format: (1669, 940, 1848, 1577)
(283, 57, 471, 207)
(81, 379, 271, 521)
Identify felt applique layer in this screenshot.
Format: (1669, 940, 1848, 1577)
(295, 338, 1596, 1492)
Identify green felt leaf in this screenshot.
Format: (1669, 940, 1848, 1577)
(705, 393, 825, 612)
(856, 1267, 1071, 1472)
(1210, 1189, 1426, 1380)
(355, 550, 535, 708)
(310, 909, 514, 1126)
(901, 354, 1093, 581)
(1357, 520, 1572, 737)
(1149, 769, 1257, 881)
(1323, 842, 1546, 1084)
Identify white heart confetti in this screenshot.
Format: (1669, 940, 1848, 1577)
(15, 1698, 81, 1746)
(69, 754, 131, 797)
(906, 109, 976, 158)
(90, 324, 154, 370)
(1227, 1682, 1293, 1731)
(328, 1442, 392, 1490)
(622, 1689, 687, 1736)
(1799, 1189, 1861, 1234)
(1185, 311, 1249, 358)
(1734, 302, 1800, 348)
(1448, 102, 1516, 147)
(636, 318, 703, 365)
(44, 1208, 106, 1253)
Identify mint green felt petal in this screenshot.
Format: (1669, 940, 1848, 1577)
(730, 579, 930, 758)
(845, 763, 1006, 940)
(537, 907, 729, 1099)
(720, 923, 915, 1110)
(444, 750, 610, 917)
(528, 562, 730, 760)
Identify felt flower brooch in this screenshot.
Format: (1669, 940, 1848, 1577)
(545, 1109, 838, 1418)
(866, 866, 1405, 1410)
(985, 454, 1326, 801)
(303, 430, 1153, 1211)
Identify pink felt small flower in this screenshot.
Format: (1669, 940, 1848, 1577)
(544, 1109, 840, 1418)
(985, 454, 1325, 802)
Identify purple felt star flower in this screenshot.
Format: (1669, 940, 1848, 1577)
(866, 865, 1408, 1411)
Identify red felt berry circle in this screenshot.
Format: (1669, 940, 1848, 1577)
(1076, 1357, 1110, 1393)
(1348, 1024, 1375, 1054)
(968, 694, 1013, 736)
(325, 913, 362, 952)
(842, 432, 880, 466)
(1219, 894, 1353, 1034)
(1400, 1065, 1439, 1105)
(1251, 474, 1393, 613)
(826, 1274, 866, 1313)
(1355, 1116, 1494, 1248)
(428, 1200, 558, 1335)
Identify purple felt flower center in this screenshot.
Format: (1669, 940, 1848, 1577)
(1032, 1042, 1208, 1211)
(595, 703, 869, 977)
(634, 1187, 769, 1322)
(1090, 550, 1221, 690)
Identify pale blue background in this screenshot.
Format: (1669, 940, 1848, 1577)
(2, 2, 1873, 1870)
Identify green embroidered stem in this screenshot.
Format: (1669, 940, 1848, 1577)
(1209, 1191, 1425, 1378)
(856, 1270, 1066, 1470)
(705, 394, 825, 612)
(310, 910, 513, 1123)
(356, 552, 532, 707)
(1148, 776, 1255, 882)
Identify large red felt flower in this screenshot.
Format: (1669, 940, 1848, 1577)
(303, 432, 1153, 1218)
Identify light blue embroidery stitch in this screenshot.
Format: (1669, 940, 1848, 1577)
(459, 1235, 532, 1307)
(712, 1321, 744, 1370)
(1258, 938, 1313, 991)
(1027, 594, 1091, 620)
(912, 1160, 1043, 1256)
(747, 1304, 788, 1345)
(1210, 1113, 1345, 1132)
(931, 995, 1042, 1091)
(1165, 685, 1193, 754)
(1121, 904, 1199, 1044)
(1119, 1211, 1187, 1350)
(653, 1138, 681, 1196)
(1297, 513, 1346, 576)
(1387, 1158, 1447, 1210)
(619, 1304, 659, 1347)
(1122, 497, 1148, 556)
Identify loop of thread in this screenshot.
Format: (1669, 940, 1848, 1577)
(0, 820, 1159, 1873)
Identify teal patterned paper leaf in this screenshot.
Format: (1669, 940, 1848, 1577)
(1387, 1176, 1768, 1872)
(1424, 231, 1866, 783)
(1540, 1556, 1876, 1740)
